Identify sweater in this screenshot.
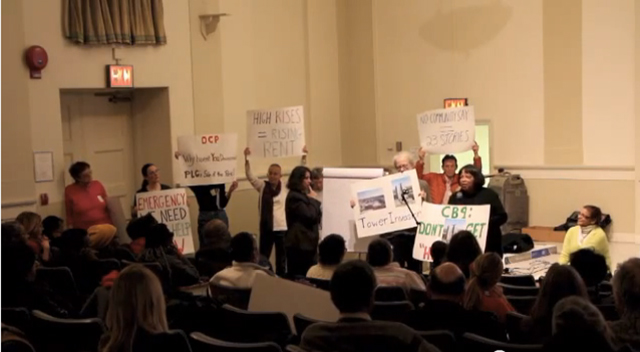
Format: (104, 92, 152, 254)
(210, 261, 274, 288)
(559, 226, 611, 268)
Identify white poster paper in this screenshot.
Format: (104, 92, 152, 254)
(247, 105, 305, 159)
(136, 189, 195, 255)
(417, 106, 476, 154)
(412, 202, 490, 261)
(33, 151, 54, 182)
(351, 172, 422, 238)
(176, 133, 238, 186)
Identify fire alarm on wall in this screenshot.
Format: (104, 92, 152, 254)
(25, 45, 48, 79)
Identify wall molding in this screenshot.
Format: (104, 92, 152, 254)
(609, 232, 640, 245)
(493, 165, 635, 181)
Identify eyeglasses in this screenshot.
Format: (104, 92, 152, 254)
(147, 169, 160, 176)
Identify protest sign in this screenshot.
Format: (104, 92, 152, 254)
(412, 202, 490, 261)
(176, 133, 237, 186)
(247, 105, 306, 158)
(136, 188, 194, 255)
(417, 106, 475, 154)
(351, 172, 422, 238)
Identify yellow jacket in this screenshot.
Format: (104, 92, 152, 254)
(559, 225, 611, 269)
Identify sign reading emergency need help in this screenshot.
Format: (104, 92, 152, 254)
(416, 105, 475, 154)
(246, 105, 306, 158)
(412, 203, 490, 261)
(176, 133, 238, 186)
(136, 188, 194, 255)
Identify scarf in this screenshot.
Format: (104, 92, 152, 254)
(579, 225, 596, 245)
(260, 180, 281, 237)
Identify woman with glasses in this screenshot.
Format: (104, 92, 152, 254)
(558, 205, 611, 269)
(131, 163, 172, 218)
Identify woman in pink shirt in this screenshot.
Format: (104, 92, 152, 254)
(65, 162, 112, 230)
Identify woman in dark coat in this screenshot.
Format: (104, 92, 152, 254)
(448, 165, 508, 257)
(285, 166, 322, 277)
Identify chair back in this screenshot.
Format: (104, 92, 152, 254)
(506, 295, 537, 315)
(217, 305, 292, 346)
(35, 267, 80, 308)
(293, 314, 324, 336)
(1, 325, 35, 352)
(305, 278, 330, 291)
(190, 332, 282, 352)
(208, 281, 252, 310)
(499, 283, 539, 296)
(500, 274, 536, 287)
(31, 310, 105, 352)
(505, 311, 528, 343)
(371, 301, 414, 322)
(122, 260, 164, 277)
(97, 258, 120, 275)
(418, 330, 456, 352)
(1, 308, 30, 334)
(462, 333, 543, 352)
(374, 286, 408, 302)
(154, 330, 193, 352)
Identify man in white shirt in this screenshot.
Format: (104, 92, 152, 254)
(210, 232, 274, 288)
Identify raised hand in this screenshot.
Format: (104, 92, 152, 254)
(244, 147, 251, 158)
(302, 145, 308, 154)
(229, 180, 239, 193)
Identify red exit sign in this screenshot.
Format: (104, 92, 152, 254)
(106, 65, 133, 88)
(444, 98, 468, 109)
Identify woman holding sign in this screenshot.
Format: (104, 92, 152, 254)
(131, 163, 172, 218)
(449, 165, 507, 257)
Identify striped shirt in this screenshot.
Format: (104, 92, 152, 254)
(373, 263, 426, 292)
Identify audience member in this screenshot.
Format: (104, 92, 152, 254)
(366, 238, 426, 292)
(210, 232, 274, 288)
(570, 248, 611, 304)
(16, 211, 51, 263)
(544, 296, 616, 352)
(429, 241, 447, 272)
(521, 264, 588, 344)
(463, 253, 514, 322)
(88, 224, 135, 262)
(53, 228, 102, 294)
(195, 219, 232, 277)
(99, 265, 169, 352)
(139, 223, 200, 289)
(125, 213, 157, 255)
(405, 262, 505, 340)
(307, 234, 346, 280)
(1, 221, 28, 244)
(609, 258, 640, 350)
(559, 205, 611, 269)
(300, 260, 439, 352)
(445, 230, 481, 278)
(65, 161, 113, 230)
(42, 215, 64, 241)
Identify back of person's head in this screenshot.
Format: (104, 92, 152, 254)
(330, 260, 377, 314)
(58, 228, 89, 254)
(1, 240, 36, 283)
(1, 222, 27, 244)
(318, 234, 346, 266)
(430, 241, 448, 269)
(428, 262, 466, 302)
(42, 216, 64, 240)
(530, 264, 588, 323)
(230, 232, 257, 263)
(612, 257, 640, 315)
(446, 231, 482, 277)
(87, 224, 117, 250)
(366, 238, 393, 268)
(570, 249, 608, 288)
(102, 265, 168, 352)
(126, 214, 158, 240)
(310, 167, 323, 181)
(202, 219, 231, 249)
(144, 224, 174, 249)
(546, 296, 615, 352)
(15, 212, 42, 240)
(463, 253, 503, 310)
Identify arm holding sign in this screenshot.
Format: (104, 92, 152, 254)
(244, 148, 266, 192)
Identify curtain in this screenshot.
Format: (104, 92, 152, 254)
(63, 0, 166, 45)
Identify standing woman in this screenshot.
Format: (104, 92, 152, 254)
(65, 161, 113, 230)
(284, 166, 322, 277)
(131, 163, 172, 218)
(448, 165, 507, 257)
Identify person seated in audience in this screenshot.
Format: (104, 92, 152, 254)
(569, 248, 612, 304)
(99, 265, 170, 352)
(405, 262, 506, 340)
(16, 211, 52, 263)
(544, 296, 617, 352)
(139, 223, 200, 289)
(428, 241, 447, 272)
(210, 232, 274, 288)
(53, 228, 103, 294)
(559, 205, 611, 269)
(2, 240, 70, 317)
(195, 219, 232, 278)
(445, 230, 482, 278)
(124, 213, 158, 255)
(307, 234, 346, 280)
(87, 224, 135, 262)
(42, 215, 64, 241)
(463, 253, 514, 322)
(300, 260, 439, 352)
(366, 238, 426, 292)
(609, 258, 640, 350)
(1, 221, 28, 244)
(520, 263, 588, 344)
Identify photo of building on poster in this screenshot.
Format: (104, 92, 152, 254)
(356, 187, 386, 214)
(391, 175, 415, 207)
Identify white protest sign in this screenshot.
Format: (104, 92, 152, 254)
(176, 133, 238, 186)
(412, 202, 490, 261)
(247, 105, 306, 158)
(417, 106, 476, 154)
(136, 189, 195, 255)
(351, 172, 422, 238)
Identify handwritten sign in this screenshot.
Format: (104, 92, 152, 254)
(351, 172, 422, 238)
(136, 189, 194, 255)
(177, 133, 238, 186)
(417, 106, 475, 154)
(412, 202, 490, 261)
(246, 105, 306, 158)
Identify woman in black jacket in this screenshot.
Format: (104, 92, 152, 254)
(285, 166, 322, 277)
(448, 165, 508, 257)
